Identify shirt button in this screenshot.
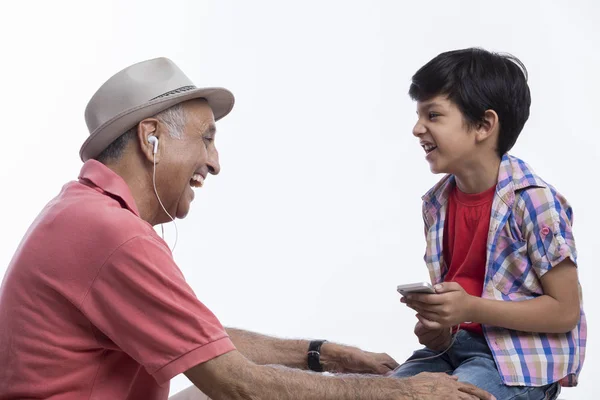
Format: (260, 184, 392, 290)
(541, 226, 550, 236)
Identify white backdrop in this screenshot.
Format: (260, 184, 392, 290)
(1, 1, 598, 398)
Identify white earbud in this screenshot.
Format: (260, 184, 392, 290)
(148, 135, 159, 154)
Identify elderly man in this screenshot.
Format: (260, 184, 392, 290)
(0, 58, 493, 400)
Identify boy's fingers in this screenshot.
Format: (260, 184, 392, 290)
(407, 293, 445, 305)
(434, 282, 462, 293)
(416, 313, 444, 329)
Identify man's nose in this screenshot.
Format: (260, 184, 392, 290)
(207, 147, 220, 175)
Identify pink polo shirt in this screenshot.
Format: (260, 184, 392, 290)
(0, 160, 235, 399)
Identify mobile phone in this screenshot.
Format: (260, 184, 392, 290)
(396, 282, 436, 295)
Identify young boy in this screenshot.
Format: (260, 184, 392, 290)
(393, 48, 586, 399)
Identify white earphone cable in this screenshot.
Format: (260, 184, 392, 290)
(402, 324, 461, 364)
(152, 152, 178, 253)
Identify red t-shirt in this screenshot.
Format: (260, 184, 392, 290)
(0, 160, 235, 399)
(443, 184, 496, 335)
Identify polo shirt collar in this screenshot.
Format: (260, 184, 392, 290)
(78, 160, 141, 217)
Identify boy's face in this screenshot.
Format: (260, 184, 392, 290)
(412, 95, 477, 175)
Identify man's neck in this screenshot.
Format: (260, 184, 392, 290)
(105, 158, 160, 225)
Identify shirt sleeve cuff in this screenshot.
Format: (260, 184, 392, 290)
(152, 336, 236, 386)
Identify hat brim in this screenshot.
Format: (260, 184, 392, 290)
(79, 87, 234, 162)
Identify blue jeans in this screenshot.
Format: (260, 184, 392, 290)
(392, 330, 560, 400)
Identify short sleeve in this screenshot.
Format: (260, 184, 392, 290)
(517, 186, 577, 278)
(80, 235, 235, 385)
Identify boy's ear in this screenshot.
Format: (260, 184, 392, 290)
(475, 109, 499, 144)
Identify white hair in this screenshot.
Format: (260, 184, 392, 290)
(155, 103, 186, 139)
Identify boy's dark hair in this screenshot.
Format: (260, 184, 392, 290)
(409, 48, 531, 156)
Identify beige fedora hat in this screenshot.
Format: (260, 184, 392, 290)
(80, 57, 235, 162)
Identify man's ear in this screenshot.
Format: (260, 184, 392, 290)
(136, 118, 161, 163)
(475, 109, 499, 145)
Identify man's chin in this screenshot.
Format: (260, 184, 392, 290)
(175, 190, 194, 219)
(176, 198, 194, 219)
(175, 207, 190, 220)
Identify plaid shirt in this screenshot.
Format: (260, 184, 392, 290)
(421, 154, 586, 387)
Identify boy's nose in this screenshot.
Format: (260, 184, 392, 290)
(413, 122, 426, 137)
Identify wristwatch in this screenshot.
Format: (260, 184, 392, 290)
(307, 340, 328, 372)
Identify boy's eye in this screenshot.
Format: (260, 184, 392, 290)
(429, 112, 440, 120)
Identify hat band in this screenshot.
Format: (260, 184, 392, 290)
(150, 85, 197, 101)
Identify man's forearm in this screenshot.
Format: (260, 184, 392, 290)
(186, 350, 493, 400)
(226, 327, 400, 375)
(241, 363, 409, 400)
(225, 328, 310, 369)
(192, 351, 409, 400)
(470, 295, 578, 333)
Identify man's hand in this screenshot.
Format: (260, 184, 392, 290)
(403, 372, 495, 400)
(413, 315, 452, 351)
(320, 342, 399, 374)
(402, 282, 475, 328)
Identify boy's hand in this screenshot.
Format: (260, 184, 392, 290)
(402, 282, 475, 328)
(414, 315, 452, 351)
